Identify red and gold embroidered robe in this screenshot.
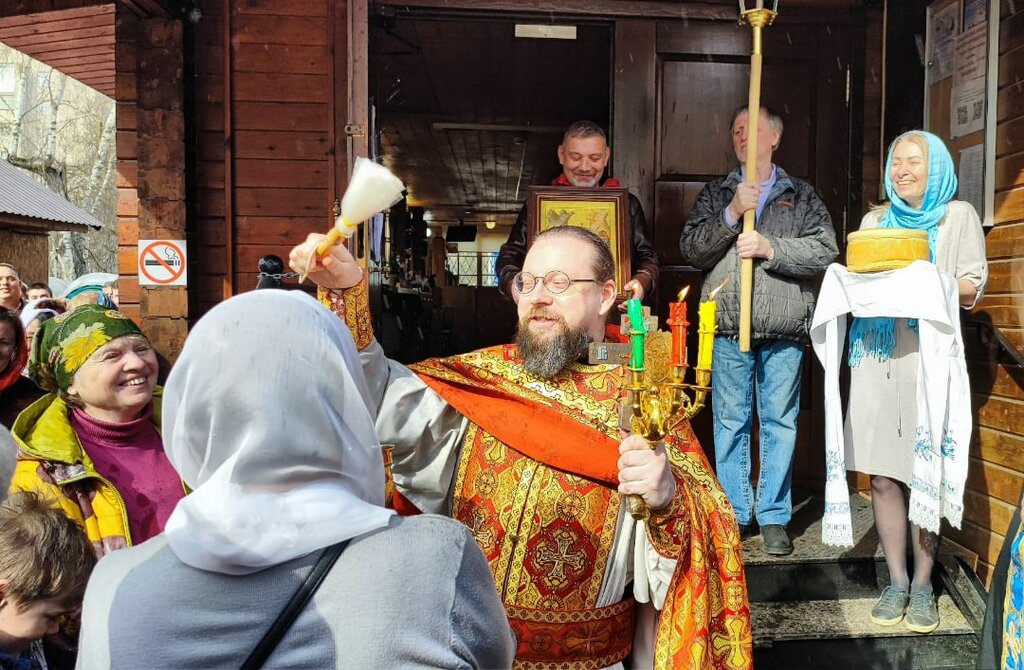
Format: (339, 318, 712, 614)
(322, 283, 752, 670)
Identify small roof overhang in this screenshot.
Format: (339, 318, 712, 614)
(0, 159, 104, 234)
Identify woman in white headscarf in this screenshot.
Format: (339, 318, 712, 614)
(76, 290, 515, 670)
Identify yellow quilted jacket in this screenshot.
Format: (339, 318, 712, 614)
(9, 388, 166, 556)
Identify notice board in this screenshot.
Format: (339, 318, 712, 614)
(924, 0, 999, 226)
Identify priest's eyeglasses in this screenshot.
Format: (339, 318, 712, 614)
(513, 271, 599, 295)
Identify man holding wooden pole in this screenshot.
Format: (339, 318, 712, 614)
(679, 106, 837, 555)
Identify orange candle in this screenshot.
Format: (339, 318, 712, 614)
(668, 287, 690, 366)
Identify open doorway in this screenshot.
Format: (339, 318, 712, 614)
(368, 6, 612, 360)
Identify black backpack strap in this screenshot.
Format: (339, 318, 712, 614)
(241, 539, 350, 669)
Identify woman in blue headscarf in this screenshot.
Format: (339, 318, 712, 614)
(845, 130, 987, 634)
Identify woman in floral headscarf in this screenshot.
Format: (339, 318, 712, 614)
(9, 304, 183, 557)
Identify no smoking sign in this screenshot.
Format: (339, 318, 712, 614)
(138, 240, 188, 287)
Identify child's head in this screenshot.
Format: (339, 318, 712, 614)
(0, 493, 96, 654)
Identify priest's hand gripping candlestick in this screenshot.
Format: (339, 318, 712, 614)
(737, 0, 779, 352)
(622, 280, 725, 520)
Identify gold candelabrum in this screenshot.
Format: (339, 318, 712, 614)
(622, 314, 714, 521)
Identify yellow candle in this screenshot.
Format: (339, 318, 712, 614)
(697, 299, 717, 370)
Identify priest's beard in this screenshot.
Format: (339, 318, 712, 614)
(515, 310, 593, 379)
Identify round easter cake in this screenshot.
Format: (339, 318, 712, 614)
(846, 228, 929, 273)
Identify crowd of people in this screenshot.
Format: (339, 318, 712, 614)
(0, 114, 1018, 670)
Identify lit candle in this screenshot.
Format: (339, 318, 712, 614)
(626, 297, 646, 370)
(668, 287, 690, 366)
(697, 279, 728, 370)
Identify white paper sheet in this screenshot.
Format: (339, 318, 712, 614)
(927, 3, 959, 83)
(957, 144, 984, 219)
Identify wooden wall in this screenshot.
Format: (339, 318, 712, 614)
(190, 0, 342, 316)
(113, 9, 188, 362)
(949, 0, 1024, 585)
(0, 229, 48, 285)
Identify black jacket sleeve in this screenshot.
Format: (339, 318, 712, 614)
(496, 203, 529, 299)
(629, 194, 659, 295)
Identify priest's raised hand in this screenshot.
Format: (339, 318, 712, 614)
(288, 232, 364, 290)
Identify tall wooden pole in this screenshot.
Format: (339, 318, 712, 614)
(738, 7, 776, 352)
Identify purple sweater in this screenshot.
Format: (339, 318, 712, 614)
(70, 405, 183, 544)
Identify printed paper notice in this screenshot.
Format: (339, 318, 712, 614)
(927, 3, 958, 83)
(954, 23, 987, 87)
(958, 145, 984, 219)
(950, 22, 987, 138)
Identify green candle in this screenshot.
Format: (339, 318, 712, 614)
(626, 298, 646, 370)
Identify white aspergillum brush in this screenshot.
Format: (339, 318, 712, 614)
(301, 157, 405, 281)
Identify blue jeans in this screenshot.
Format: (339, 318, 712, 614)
(712, 336, 804, 527)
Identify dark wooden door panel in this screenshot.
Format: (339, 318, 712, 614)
(659, 59, 815, 179)
(659, 61, 747, 176)
(654, 180, 705, 266)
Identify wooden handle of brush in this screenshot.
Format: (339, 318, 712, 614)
(314, 228, 344, 258)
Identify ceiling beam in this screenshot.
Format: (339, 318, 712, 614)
(433, 122, 564, 134)
(376, 0, 738, 19)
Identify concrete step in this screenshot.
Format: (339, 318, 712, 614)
(752, 595, 978, 670)
(742, 491, 893, 602)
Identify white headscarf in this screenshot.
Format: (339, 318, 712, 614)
(162, 290, 393, 575)
(19, 299, 59, 328)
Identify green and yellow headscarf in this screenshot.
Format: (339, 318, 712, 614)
(29, 304, 146, 392)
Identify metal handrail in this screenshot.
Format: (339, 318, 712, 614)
(975, 319, 1024, 369)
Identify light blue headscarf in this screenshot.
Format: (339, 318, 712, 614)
(848, 131, 958, 366)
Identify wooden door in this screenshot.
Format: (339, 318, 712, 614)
(617, 11, 863, 481)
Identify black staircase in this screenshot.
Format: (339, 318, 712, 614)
(747, 492, 985, 669)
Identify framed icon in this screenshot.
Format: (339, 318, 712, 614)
(526, 186, 631, 298)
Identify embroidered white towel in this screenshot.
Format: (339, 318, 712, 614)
(810, 261, 970, 547)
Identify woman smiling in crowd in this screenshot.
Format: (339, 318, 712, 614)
(9, 305, 183, 556)
(0, 309, 42, 429)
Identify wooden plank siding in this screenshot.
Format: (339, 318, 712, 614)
(0, 4, 115, 96)
(954, 1, 1024, 586)
(190, 0, 335, 309)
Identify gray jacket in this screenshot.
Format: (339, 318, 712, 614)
(77, 515, 516, 669)
(679, 167, 838, 342)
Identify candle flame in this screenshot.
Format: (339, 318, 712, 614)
(708, 277, 730, 300)
(677, 286, 690, 301)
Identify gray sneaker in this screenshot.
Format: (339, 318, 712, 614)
(905, 591, 940, 633)
(870, 586, 910, 626)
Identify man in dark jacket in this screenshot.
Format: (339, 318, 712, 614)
(496, 120, 659, 303)
(680, 106, 838, 556)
